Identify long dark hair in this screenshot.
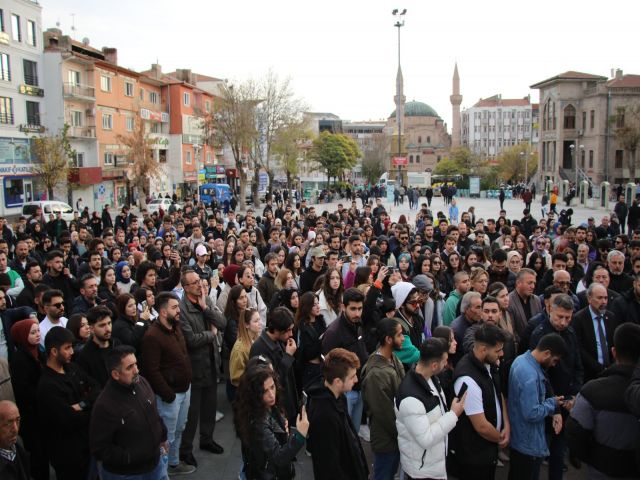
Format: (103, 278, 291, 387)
(295, 291, 318, 328)
(225, 284, 245, 321)
(233, 365, 283, 446)
(321, 267, 343, 313)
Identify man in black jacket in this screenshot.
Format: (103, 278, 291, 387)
(250, 306, 298, 424)
(0, 401, 31, 480)
(568, 322, 640, 479)
(90, 345, 168, 479)
(15, 261, 41, 308)
(37, 326, 99, 480)
(307, 348, 368, 480)
(75, 305, 120, 387)
(611, 273, 640, 324)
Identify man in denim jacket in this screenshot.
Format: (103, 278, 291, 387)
(507, 333, 567, 479)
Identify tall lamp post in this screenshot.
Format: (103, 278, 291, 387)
(569, 142, 584, 188)
(520, 150, 529, 185)
(392, 8, 406, 185)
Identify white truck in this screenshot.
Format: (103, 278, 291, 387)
(378, 171, 432, 194)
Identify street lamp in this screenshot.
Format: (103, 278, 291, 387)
(569, 143, 584, 189)
(392, 8, 406, 185)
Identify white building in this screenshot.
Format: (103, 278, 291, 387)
(0, 0, 44, 217)
(461, 95, 538, 161)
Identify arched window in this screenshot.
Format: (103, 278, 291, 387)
(543, 103, 548, 130)
(418, 136, 422, 144)
(427, 136, 431, 144)
(409, 155, 414, 163)
(415, 155, 420, 163)
(563, 105, 576, 129)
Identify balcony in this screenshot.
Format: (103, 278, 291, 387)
(0, 113, 14, 125)
(68, 126, 96, 139)
(63, 83, 95, 102)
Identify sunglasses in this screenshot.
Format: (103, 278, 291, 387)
(407, 300, 421, 307)
(48, 302, 65, 309)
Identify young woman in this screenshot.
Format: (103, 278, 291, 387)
(563, 248, 584, 289)
(273, 246, 287, 268)
(223, 237, 237, 266)
(432, 325, 457, 401)
(463, 251, 478, 273)
(442, 252, 463, 295)
(274, 268, 297, 291)
(469, 267, 489, 297)
(134, 287, 158, 322)
(507, 251, 523, 276)
(66, 313, 91, 354)
(430, 253, 445, 290)
(487, 282, 514, 337)
(366, 254, 381, 278)
(514, 234, 529, 259)
(230, 308, 262, 387)
(317, 267, 343, 325)
(284, 253, 303, 288)
(112, 293, 150, 350)
(397, 252, 413, 281)
(233, 365, 308, 480)
(527, 252, 548, 293)
(115, 261, 136, 294)
(294, 292, 327, 388)
(415, 254, 431, 276)
(98, 265, 119, 314)
(224, 285, 249, 362)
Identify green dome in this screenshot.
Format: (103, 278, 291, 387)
(389, 101, 439, 118)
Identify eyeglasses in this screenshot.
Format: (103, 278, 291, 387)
(183, 280, 201, 287)
(48, 302, 64, 309)
(555, 281, 571, 286)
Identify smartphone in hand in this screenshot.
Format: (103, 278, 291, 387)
(457, 382, 468, 399)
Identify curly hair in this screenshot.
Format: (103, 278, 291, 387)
(233, 365, 283, 446)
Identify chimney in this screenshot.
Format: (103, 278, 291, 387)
(615, 68, 623, 80)
(102, 47, 118, 65)
(150, 63, 162, 79)
(177, 69, 192, 84)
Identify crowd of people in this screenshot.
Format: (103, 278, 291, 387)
(0, 191, 639, 480)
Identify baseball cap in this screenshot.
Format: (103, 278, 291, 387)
(195, 244, 208, 257)
(310, 246, 326, 258)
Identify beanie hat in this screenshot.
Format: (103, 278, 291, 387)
(223, 264, 240, 286)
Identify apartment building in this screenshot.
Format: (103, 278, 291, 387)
(0, 0, 44, 217)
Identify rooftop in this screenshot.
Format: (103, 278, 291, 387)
(530, 70, 608, 89)
(390, 100, 439, 119)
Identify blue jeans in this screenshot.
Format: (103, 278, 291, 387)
(345, 390, 363, 433)
(373, 451, 400, 480)
(156, 387, 191, 467)
(98, 456, 168, 479)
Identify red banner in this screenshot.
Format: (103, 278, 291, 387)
(392, 156, 408, 166)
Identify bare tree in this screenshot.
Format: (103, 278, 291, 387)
(271, 120, 312, 190)
(360, 133, 390, 185)
(31, 124, 75, 200)
(612, 104, 640, 178)
(117, 117, 162, 209)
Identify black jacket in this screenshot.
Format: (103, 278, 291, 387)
(610, 289, 640, 326)
(36, 363, 99, 470)
(0, 440, 31, 480)
(306, 384, 369, 480)
(321, 313, 369, 390)
(567, 364, 640, 478)
(75, 338, 121, 387)
(571, 307, 618, 382)
(112, 316, 149, 351)
(90, 376, 167, 476)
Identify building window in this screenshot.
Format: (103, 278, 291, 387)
(563, 105, 576, 129)
(25, 101, 39, 125)
(615, 150, 623, 169)
(23, 59, 37, 86)
(68, 70, 80, 86)
(616, 107, 625, 128)
(185, 150, 192, 164)
(418, 136, 422, 144)
(183, 92, 190, 106)
(0, 10, 4, 32)
(206, 152, 212, 164)
(71, 110, 82, 126)
(581, 150, 585, 168)
(149, 91, 159, 104)
(415, 155, 420, 163)
(589, 150, 594, 168)
(582, 111, 587, 130)
(104, 152, 114, 166)
(100, 75, 112, 92)
(126, 117, 134, 132)
(409, 155, 414, 163)
(11, 14, 20, 42)
(150, 122, 160, 133)
(124, 81, 134, 97)
(26, 20, 36, 46)
(0, 96, 13, 124)
(205, 100, 211, 112)
(73, 152, 85, 168)
(590, 110, 595, 129)
(0, 53, 9, 82)
(102, 113, 113, 130)
(139, 88, 144, 101)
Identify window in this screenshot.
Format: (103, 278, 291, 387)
(415, 155, 420, 163)
(149, 91, 158, 104)
(418, 136, 422, 144)
(68, 70, 80, 86)
(100, 75, 111, 92)
(0, 53, 9, 81)
(615, 150, 623, 168)
(11, 14, 20, 42)
(616, 107, 625, 128)
(23, 59, 37, 86)
(589, 150, 594, 168)
(126, 117, 134, 131)
(427, 136, 431, 143)
(25, 101, 39, 125)
(150, 122, 160, 133)
(409, 155, 414, 163)
(0, 96, 13, 124)
(590, 110, 595, 129)
(102, 113, 113, 129)
(185, 150, 192, 164)
(71, 110, 82, 126)
(139, 88, 144, 101)
(0, 9, 4, 32)
(124, 81, 134, 97)
(563, 105, 576, 129)
(582, 111, 587, 129)
(206, 152, 211, 164)
(205, 100, 211, 112)
(73, 152, 84, 168)
(104, 152, 114, 166)
(183, 92, 190, 106)
(581, 150, 585, 168)
(26, 20, 35, 46)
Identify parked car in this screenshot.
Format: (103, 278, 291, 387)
(22, 201, 75, 222)
(146, 198, 182, 214)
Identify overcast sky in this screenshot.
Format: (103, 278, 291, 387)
(43, 0, 640, 129)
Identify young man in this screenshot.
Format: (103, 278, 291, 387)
(90, 346, 169, 479)
(443, 271, 471, 326)
(508, 334, 566, 479)
(75, 305, 119, 387)
(322, 288, 369, 430)
(70, 273, 100, 315)
(452, 324, 510, 480)
(395, 338, 466, 480)
(307, 348, 369, 480)
(39, 289, 68, 346)
(361, 318, 406, 479)
(257, 252, 279, 303)
(299, 247, 326, 294)
(37, 327, 99, 480)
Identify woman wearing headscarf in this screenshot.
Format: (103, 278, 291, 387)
(115, 260, 136, 294)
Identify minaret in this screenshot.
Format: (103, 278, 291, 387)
(450, 62, 463, 148)
(394, 65, 406, 142)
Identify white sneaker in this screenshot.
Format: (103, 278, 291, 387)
(216, 411, 225, 422)
(358, 424, 370, 442)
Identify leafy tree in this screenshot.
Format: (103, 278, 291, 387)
(433, 157, 464, 176)
(612, 104, 640, 177)
(309, 132, 361, 185)
(117, 117, 162, 209)
(495, 143, 538, 182)
(31, 124, 76, 200)
(271, 120, 312, 190)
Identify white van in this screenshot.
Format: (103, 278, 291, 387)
(22, 201, 75, 222)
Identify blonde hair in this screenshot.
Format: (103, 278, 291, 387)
(237, 308, 260, 346)
(274, 268, 293, 290)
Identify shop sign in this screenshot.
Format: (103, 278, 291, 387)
(0, 163, 37, 175)
(19, 124, 45, 133)
(19, 85, 44, 97)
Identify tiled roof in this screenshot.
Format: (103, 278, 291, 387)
(607, 74, 640, 88)
(473, 98, 530, 108)
(531, 71, 607, 88)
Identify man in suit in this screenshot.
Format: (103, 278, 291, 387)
(508, 268, 543, 344)
(576, 264, 619, 310)
(572, 282, 618, 382)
